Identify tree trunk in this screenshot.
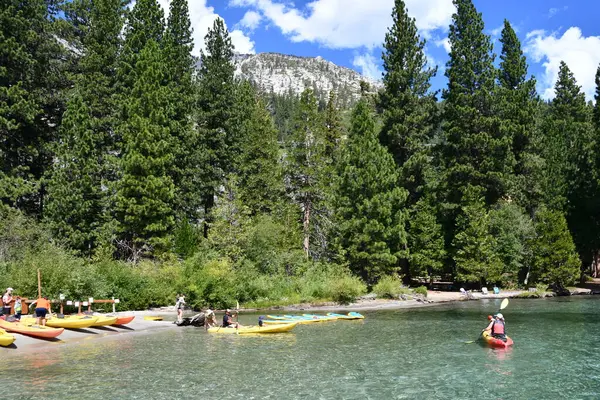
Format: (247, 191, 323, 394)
(303, 199, 311, 259)
(203, 191, 215, 239)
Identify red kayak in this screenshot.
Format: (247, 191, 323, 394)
(0, 319, 64, 339)
(113, 316, 135, 325)
(482, 331, 513, 348)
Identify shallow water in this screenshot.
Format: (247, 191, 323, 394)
(2, 297, 600, 399)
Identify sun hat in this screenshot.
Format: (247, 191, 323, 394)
(496, 313, 504, 320)
(7, 288, 13, 292)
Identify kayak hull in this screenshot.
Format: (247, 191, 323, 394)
(69, 315, 118, 327)
(482, 331, 513, 348)
(144, 316, 163, 321)
(327, 312, 365, 320)
(0, 319, 64, 339)
(43, 317, 98, 329)
(208, 322, 297, 334)
(113, 316, 135, 325)
(0, 329, 15, 347)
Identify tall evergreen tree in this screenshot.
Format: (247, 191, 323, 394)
(196, 18, 237, 236)
(45, 0, 126, 252)
(452, 185, 502, 285)
(323, 91, 343, 160)
(236, 81, 283, 215)
(332, 98, 408, 284)
(163, 0, 197, 222)
(440, 0, 508, 209)
(379, 0, 438, 205)
(285, 89, 324, 258)
(543, 62, 597, 271)
(0, 0, 65, 215)
(496, 20, 542, 213)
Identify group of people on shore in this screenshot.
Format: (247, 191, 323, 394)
(175, 294, 241, 329)
(1, 287, 54, 326)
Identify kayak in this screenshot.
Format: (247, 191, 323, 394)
(327, 312, 365, 320)
(65, 315, 118, 327)
(208, 322, 297, 334)
(113, 316, 135, 325)
(0, 329, 15, 347)
(144, 316, 163, 321)
(35, 316, 99, 329)
(267, 314, 333, 323)
(0, 319, 64, 339)
(482, 331, 514, 348)
(302, 314, 336, 321)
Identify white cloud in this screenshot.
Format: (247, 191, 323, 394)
(352, 52, 383, 81)
(239, 10, 262, 31)
(230, 0, 455, 49)
(435, 37, 451, 53)
(158, 0, 255, 55)
(525, 27, 600, 101)
(548, 6, 568, 19)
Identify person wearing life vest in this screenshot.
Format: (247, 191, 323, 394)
(484, 313, 506, 340)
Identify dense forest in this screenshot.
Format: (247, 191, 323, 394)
(1, 0, 599, 309)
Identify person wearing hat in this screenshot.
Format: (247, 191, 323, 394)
(175, 294, 186, 323)
(222, 309, 240, 328)
(204, 308, 217, 330)
(2, 288, 14, 317)
(484, 313, 506, 341)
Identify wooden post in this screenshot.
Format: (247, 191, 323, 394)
(78, 302, 82, 314)
(37, 269, 42, 298)
(112, 297, 116, 314)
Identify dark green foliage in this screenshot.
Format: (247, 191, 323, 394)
(324, 91, 344, 159)
(407, 197, 446, 282)
(441, 0, 509, 208)
(236, 82, 283, 215)
(0, 0, 65, 214)
(379, 0, 438, 205)
(196, 18, 237, 235)
(45, 0, 126, 253)
(333, 99, 408, 283)
(488, 201, 534, 286)
(452, 186, 502, 285)
(116, 40, 176, 252)
(496, 20, 541, 213)
(529, 208, 581, 288)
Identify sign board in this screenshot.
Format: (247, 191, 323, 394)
(66, 300, 73, 306)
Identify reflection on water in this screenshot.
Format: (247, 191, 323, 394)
(2, 297, 600, 399)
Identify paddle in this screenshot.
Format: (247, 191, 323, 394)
(235, 301, 240, 335)
(465, 298, 509, 344)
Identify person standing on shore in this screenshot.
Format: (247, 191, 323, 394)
(14, 297, 22, 320)
(2, 288, 13, 317)
(30, 296, 52, 326)
(175, 294, 185, 323)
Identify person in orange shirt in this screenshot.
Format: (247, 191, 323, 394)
(30, 296, 52, 326)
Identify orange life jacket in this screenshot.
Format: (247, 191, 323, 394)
(492, 320, 505, 335)
(36, 298, 51, 310)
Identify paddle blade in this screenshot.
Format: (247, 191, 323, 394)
(500, 298, 509, 310)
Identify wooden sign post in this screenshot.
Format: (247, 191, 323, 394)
(37, 269, 42, 298)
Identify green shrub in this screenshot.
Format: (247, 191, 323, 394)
(413, 286, 428, 297)
(329, 275, 367, 304)
(373, 275, 404, 299)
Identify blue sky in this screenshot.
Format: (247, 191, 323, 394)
(164, 0, 600, 100)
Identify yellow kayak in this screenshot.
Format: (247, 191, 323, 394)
(42, 316, 99, 329)
(0, 329, 16, 347)
(144, 316, 163, 321)
(208, 322, 297, 334)
(65, 315, 118, 327)
(326, 312, 365, 320)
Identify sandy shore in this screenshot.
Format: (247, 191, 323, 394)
(0, 313, 178, 353)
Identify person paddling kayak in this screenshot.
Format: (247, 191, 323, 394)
(222, 309, 240, 328)
(484, 313, 507, 341)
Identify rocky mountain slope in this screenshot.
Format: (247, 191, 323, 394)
(233, 53, 382, 108)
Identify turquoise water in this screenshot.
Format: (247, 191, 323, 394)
(3, 297, 600, 399)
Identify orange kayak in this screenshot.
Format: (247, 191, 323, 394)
(482, 331, 513, 348)
(113, 316, 135, 325)
(0, 319, 64, 339)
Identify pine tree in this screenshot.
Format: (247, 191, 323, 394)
(116, 40, 175, 253)
(163, 0, 197, 222)
(196, 18, 237, 236)
(45, 0, 126, 252)
(543, 62, 597, 269)
(452, 186, 502, 285)
(530, 208, 581, 289)
(594, 65, 600, 131)
(496, 20, 541, 213)
(379, 0, 438, 205)
(236, 81, 283, 215)
(323, 91, 343, 160)
(440, 0, 507, 208)
(333, 98, 408, 284)
(407, 197, 446, 283)
(285, 89, 324, 258)
(0, 0, 65, 215)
